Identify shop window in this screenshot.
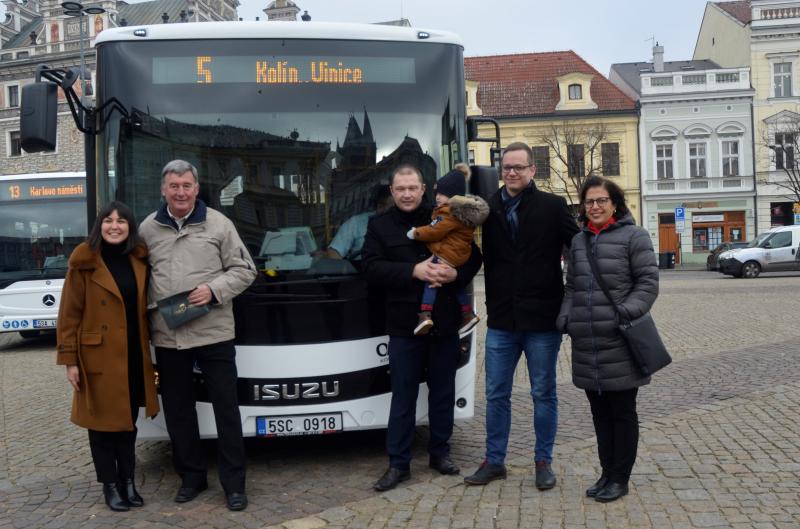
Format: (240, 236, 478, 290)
(770, 202, 794, 226)
(694, 226, 722, 251)
(729, 227, 743, 241)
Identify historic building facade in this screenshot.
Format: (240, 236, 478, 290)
(611, 45, 756, 264)
(465, 51, 641, 223)
(0, 0, 241, 176)
(695, 0, 800, 231)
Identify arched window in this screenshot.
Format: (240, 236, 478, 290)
(568, 84, 582, 100)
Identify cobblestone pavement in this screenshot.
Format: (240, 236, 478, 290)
(1, 270, 799, 528)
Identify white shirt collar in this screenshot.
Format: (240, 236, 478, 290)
(167, 205, 195, 228)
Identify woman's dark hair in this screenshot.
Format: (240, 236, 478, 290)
(577, 176, 630, 224)
(87, 201, 142, 254)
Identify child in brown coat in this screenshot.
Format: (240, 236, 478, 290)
(407, 163, 489, 335)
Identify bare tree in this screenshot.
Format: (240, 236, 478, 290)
(762, 127, 800, 204)
(536, 121, 614, 208)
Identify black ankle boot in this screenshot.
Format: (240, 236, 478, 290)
(119, 478, 144, 507)
(103, 483, 130, 512)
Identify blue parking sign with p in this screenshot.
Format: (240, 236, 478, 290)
(675, 207, 685, 221)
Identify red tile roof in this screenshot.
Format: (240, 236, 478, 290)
(465, 51, 636, 118)
(716, 1, 751, 25)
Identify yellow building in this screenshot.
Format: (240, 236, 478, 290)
(465, 51, 641, 223)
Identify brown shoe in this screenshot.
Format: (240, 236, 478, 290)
(413, 311, 434, 336)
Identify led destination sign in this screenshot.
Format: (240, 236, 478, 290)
(2, 179, 85, 202)
(153, 56, 416, 85)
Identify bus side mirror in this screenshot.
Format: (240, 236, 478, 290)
(469, 165, 499, 202)
(20, 82, 58, 152)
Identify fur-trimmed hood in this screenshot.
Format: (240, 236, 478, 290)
(448, 194, 490, 228)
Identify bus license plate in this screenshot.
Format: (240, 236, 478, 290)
(256, 413, 343, 437)
(33, 319, 56, 328)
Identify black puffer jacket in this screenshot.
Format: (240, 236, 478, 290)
(557, 215, 659, 391)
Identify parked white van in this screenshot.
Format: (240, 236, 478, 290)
(718, 225, 800, 278)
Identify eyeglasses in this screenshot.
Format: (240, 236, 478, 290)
(501, 164, 532, 174)
(583, 197, 612, 208)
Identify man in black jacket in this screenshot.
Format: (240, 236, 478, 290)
(363, 164, 483, 492)
(464, 142, 579, 490)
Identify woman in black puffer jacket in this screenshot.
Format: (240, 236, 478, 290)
(557, 176, 659, 503)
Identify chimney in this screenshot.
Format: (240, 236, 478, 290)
(301, 10, 311, 21)
(162, 12, 169, 23)
(653, 42, 664, 73)
(179, 10, 187, 22)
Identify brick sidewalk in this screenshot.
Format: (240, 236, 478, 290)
(268, 380, 800, 529)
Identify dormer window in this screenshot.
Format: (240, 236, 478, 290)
(568, 84, 582, 100)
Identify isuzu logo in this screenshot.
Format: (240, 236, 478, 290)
(253, 381, 340, 401)
(42, 294, 56, 307)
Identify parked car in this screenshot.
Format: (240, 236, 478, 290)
(718, 225, 800, 278)
(706, 241, 749, 271)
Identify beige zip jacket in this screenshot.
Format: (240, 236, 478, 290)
(139, 200, 257, 349)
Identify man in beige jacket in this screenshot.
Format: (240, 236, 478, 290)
(139, 159, 257, 511)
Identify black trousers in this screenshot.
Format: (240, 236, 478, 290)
(386, 334, 460, 470)
(155, 340, 246, 494)
(585, 387, 639, 484)
(88, 406, 138, 484)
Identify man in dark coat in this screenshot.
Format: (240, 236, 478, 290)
(464, 142, 579, 489)
(363, 164, 483, 492)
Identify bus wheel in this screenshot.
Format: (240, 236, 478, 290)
(20, 330, 41, 339)
(741, 261, 761, 279)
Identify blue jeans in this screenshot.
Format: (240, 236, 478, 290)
(421, 255, 469, 309)
(484, 328, 561, 465)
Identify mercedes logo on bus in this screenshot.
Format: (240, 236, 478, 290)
(42, 294, 56, 307)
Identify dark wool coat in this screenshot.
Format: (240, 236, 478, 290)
(482, 183, 580, 331)
(363, 204, 483, 336)
(56, 242, 159, 431)
(557, 215, 659, 391)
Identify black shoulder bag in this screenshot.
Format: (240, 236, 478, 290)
(584, 232, 672, 376)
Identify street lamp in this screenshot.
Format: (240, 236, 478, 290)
(60, 1, 105, 117)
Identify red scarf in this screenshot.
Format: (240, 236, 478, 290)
(587, 216, 616, 235)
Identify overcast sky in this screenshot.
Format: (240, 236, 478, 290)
(234, 0, 713, 75)
(1, 0, 712, 75)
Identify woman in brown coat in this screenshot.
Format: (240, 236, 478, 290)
(56, 201, 159, 512)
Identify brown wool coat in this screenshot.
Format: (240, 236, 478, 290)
(56, 242, 159, 431)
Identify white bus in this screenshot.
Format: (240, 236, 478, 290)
(22, 22, 498, 440)
(0, 172, 87, 338)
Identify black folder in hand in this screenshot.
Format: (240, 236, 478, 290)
(156, 290, 210, 330)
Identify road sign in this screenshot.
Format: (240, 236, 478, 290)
(794, 213, 800, 225)
(676, 220, 686, 232)
(675, 207, 685, 221)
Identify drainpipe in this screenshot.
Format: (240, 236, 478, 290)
(750, 97, 759, 236)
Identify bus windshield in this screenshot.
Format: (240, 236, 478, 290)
(95, 37, 466, 344)
(97, 39, 465, 277)
(0, 177, 86, 287)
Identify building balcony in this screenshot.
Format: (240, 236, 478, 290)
(640, 67, 751, 96)
(643, 175, 754, 196)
